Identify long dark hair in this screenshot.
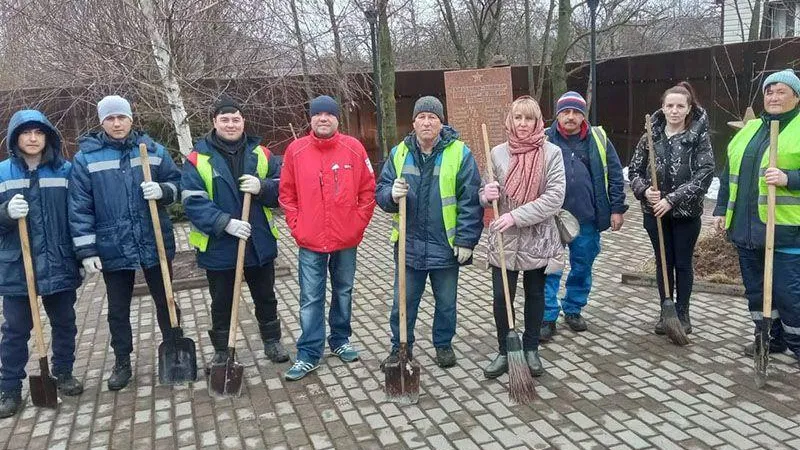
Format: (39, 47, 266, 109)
(661, 81, 700, 128)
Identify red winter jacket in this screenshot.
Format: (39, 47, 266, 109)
(279, 131, 376, 253)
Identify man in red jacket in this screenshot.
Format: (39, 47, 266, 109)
(279, 95, 376, 381)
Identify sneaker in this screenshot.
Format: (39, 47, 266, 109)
(332, 343, 359, 363)
(56, 373, 84, 396)
(483, 354, 508, 379)
(743, 341, 787, 357)
(107, 359, 132, 391)
(0, 390, 22, 418)
(264, 341, 290, 363)
(435, 346, 456, 368)
(540, 321, 557, 342)
(654, 317, 666, 335)
(284, 360, 319, 381)
(379, 347, 413, 372)
(564, 313, 587, 332)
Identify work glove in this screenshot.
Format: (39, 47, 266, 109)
(141, 181, 163, 200)
(81, 256, 103, 274)
(482, 181, 501, 203)
(239, 175, 262, 195)
(453, 246, 473, 264)
(391, 178, 409, 203)
(225, 219, 252, 240)
(7, 194, 28, 219)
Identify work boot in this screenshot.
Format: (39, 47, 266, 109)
(743, 340, 787, 357)
(0, 390, 22, 418)
(483, 354, 508, 379)
(435, 346, 457, 368)
(259, 320, 290, 363)
(525, 350, 545, 377)
(55, 372, 84, 396)
(564, 313, 587, 332)
(107, 357, 132, 391)
(540, 321, 556, 342)
(206, 330, 230, 375)
(380, 347, 412, 373)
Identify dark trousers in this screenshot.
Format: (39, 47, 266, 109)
(0, 290, 78, 391)
(206, 262, 277, 334)
(492, 266, 546, 354)
(738, 247, 800, 356)
(643, 214, 701, 310)
(103, 264, 180, 359)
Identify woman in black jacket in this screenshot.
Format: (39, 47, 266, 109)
(629, 81, 715, 335)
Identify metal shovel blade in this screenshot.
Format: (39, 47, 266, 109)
(158, 329, 198, 385)
(754, 319, 771, 389)
(29, 357, 58, 408)
(384, 344, 420, 404)
(208, 348, 243, 397)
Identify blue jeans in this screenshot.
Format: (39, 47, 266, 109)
(738, 247, 800, 356)
(544, 223, 601, 322)
(296, 247, 357, 364)
(1, 290, 78, 391)
(390, 265, 459, 351)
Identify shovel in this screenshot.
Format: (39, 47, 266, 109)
(645, 115, 689, 346)
(139, 144, 197, 385)
(19, 216, 58, 408)
(755, 120, 779, 388)
(209, 192, 252, 397)
(385, 193, 420, 404)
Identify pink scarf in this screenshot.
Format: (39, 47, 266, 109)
(503, 112, 546, 207)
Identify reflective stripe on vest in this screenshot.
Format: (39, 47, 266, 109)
(188, 145, 279, 252)
(725, 116, 800, 228)
(389, 140, 464, 247)
(590, 126, 609, 189)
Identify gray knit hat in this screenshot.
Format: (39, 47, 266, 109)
(97, 95, 132, 123)
(763, 69, 800, 96)
(412, 96, 445, 122)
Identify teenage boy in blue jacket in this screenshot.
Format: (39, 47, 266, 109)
(0, 110, 83, 417)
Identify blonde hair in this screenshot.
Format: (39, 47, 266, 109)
(510, 96, 543, 121)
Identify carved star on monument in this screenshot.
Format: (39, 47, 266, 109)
(472, 73, 484, 83)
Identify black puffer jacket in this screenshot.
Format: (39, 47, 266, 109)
(629, 107, 715, 218)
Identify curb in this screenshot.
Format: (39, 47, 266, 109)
(620, 271, 745, 296)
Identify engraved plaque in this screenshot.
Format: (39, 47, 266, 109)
(444, 67, 513, 175)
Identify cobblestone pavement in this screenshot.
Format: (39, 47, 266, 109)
(1, 195, 799, 450)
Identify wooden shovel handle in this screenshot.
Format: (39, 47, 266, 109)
(289, 123, 298, 140)
(482, 124, 515, 328)
(139, 144, 178, 327)
(228, 193, 252, 348)
(763, 121, 779, 315)
(19, 217, 47, 357)
(644, 115, 671, 301)
(398, 195, 408, 344)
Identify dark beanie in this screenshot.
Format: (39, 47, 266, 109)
(309, 95, 340, 119)
(212, 95, 242, 118)
(412, 96, 445, 122)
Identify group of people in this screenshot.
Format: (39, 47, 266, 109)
(0, 67, 798, 417)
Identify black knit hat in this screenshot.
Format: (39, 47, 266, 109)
(212, 95, 242, 118)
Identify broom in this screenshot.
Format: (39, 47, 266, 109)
(482, 123, 536, 403)
(645, 114, 690, 346)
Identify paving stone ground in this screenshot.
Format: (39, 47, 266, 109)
(1, 192, 799, 450)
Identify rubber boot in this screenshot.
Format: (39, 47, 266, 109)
(483, 354, 508, 379)
(259, 320, 289, 363)
(205, 330, 229, 375)
(676, 300, 692, 335)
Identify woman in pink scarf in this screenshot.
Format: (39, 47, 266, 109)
(479, 96, 566, 379)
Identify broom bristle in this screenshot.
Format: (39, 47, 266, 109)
(506, 350, 536, 404)
(662, 301, 690, 346)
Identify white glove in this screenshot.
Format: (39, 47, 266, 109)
(391, 178, 409, 203)
(141, 181, 163, 200)
(7, 194, 28, 219)
(82, 256, 103, 274)
(239, 175, 262, 195)
(225, 219, 252, 240)
(453, 246, 473, 264)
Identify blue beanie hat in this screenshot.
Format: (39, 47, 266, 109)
(555, 91, 587, 117)
(763, 69, 800, 97)
(309, 95, 340, 119)
(97, 95, 132, 123)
